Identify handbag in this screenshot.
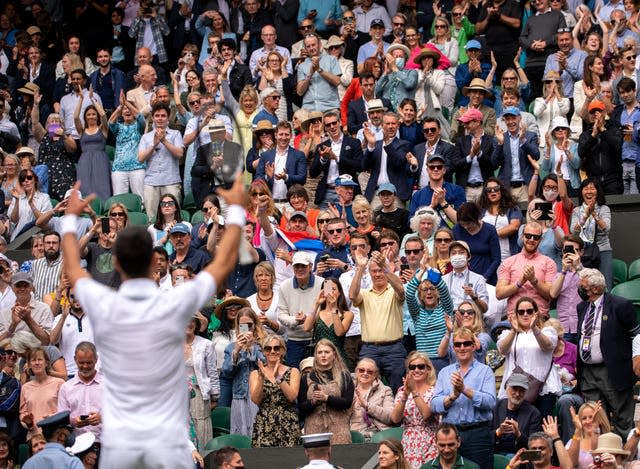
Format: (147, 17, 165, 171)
(511, 333, 553, 403)
(580, 210, 601, 268)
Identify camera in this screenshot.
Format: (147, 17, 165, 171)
(563, 245, 576, 255)
(344, 17, 354, 24)
(593, 456, 602, 468)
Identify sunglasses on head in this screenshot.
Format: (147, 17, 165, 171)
(453, 340, 474, 348)
(408, 363, 429, 370)
(263, 345, 281, 353)
(523, 233, 542, 241)
(3, 350, 16, 356)
(327, 228, 343, 234)
(516, 308, 535, 316)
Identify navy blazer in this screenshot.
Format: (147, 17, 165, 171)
(413, 139, 456, 184)
(347, 96, 393, 136)
(363, 138, 413, 201)
(577, 293, 640, 391)
(491, 131, 540, 185)
(309, 135, 363, 205)
(255, 147, 307, 191)
(451, 134, 499, 188)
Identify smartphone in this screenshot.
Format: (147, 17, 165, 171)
(521, 450, 542, 462)
(563, 245, 576, 255)
(79, 415, 89, 421)
(101, 217, 110, 234)
(323, 281, 332, 296)
(47, 123, 61, 138)
(239, 323, 249, 335)
(175, 275, 185, 285)
(400, 256, 410, 272)
(534, 202, 553, 221)
(319, 254, 330, 263)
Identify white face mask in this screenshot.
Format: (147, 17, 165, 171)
(543, 190, 557, 202)
(450, 254, 467, 269)
(395, 57, 405, 69)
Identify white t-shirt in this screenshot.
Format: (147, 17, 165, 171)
(75, 272, 216, 449)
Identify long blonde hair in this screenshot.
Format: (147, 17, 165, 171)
(312, 338, 349, 390)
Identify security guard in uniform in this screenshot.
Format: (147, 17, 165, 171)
(23, 411, 83, 469)
(299, 433, 342, 469)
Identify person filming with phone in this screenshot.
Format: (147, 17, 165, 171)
(508, 420, 573, 469)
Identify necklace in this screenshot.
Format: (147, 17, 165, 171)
(257, 292, 273, 301)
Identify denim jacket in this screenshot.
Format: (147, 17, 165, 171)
(221, 342, 265, 399)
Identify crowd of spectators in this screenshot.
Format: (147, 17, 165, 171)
(0, 0, 638, 467)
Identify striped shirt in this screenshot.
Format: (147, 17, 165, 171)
(406, 276, 454, 358)
(31, 256, 63, 301)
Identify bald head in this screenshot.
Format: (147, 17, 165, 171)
(139, 64, 157, 88)
(136, 47, 151, 65)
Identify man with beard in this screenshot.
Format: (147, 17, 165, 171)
(168, 223, 211, 274)
(493, 373, 541, 454)
(31, 230, 63, 301)
(79, 217, 121, 288)
(89, 48, 126, 114)
(57, 342, 103, 442)
(50, 291, 94, 378)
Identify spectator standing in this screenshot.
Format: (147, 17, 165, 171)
(296, 33, 342, 112)
(431, 327, 497, 469)
(137, 103, 184, 221)
(89, 48, 125, 114)
(413, 118, 455, 189)
(391, 351, 438, 469)
(128, 4, 170, 65)
(375, 44, 418, 112)
(519, 0, 567, 98)
(543, 28, 587, 99)
(297, 0, 342, 37)
(31, 230, 62, 302)
(497, 297, 560, 417)
(442, 240, 490, 314)
(353, 0, 392, 36)
(532, 71, 571, 145)
(59, 69, 104, 140)
(450, 79, 497, 141)
(454, 41, 492, 107)
(613, 77, 640, 194)
(57, 342, 102, 441)
(496, 223, 557, 318)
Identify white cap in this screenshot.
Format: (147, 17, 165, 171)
(301, 433, 333, 448)
(68, 432, 96, 455)
(292, 251, 311, 266)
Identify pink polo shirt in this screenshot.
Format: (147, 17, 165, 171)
(57, 373, 103, 442)
(498, 250, 558, 317)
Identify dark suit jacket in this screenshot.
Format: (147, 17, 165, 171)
(347, 96, 393, 136)
(228, 62, 254, 100)
(577, 293, 640, 391)
(492, 399, 541, 454)
(491, 131, 540, 185)
(309, 135, 363, 205)
(413, 139, 456, 185)
(273, 0, 300, 49)
(363, 138, 413, 201)
(451, 134, 499, 187)
(255, 147, 307, 191)
(10, 62, 55, 104)
(191, 140, 244, 206)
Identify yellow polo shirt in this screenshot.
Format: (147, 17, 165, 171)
(356, 285, 404, 342)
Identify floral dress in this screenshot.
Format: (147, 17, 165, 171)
(251, 368, 300, 447)
(394, 385, 438, 469)
(37, 134, 76, 201)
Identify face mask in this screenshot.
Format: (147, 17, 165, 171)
(450, 254, 467, 269)
(577, 286, 590, 302)
(543, 190, 557, 202)
(395, 57, 405, 69)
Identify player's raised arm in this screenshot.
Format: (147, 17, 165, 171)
(61, 182, 95, 286)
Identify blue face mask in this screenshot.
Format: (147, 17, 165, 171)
(395, 57, 405, 69)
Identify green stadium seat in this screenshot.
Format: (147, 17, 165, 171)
(127, 212, 149, 226)
(211, 406, 231, 437)
(350, 430, 365, 444)
(494, 453, 511, 469)
(204, 434, 251, 451)
(370, 427, 404, 443)
(628, 259, 640, 281)
(103, 193, 143, 214)
(191, 210, 205, 225)
(613, 258, 628, 286)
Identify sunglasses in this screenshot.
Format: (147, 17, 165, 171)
(452, 12, 462, 16)
(263, 345, 281, 353)
(269, 95, 281, 100)
(405, 248, 423, 255)
(408, 363, 429, 370)
(110, 212, 126, 217)
(379, 241, 396, 248)
(485, 186, 501, 193)
(160, 201, 175, 207)
(503, 76, 517, 80)
(309, 118, 321, 124)
(428, 164, 444, 170)
(458, 309, 475, 316)
(317, 218, 330, 224)
(453, 340, 474, 348)
(523, 233, 542, 241)
(434, 237, 451, 243)
(357, 367, 375, 374)
(300, 24, 313, 30)
(327, 228, 343, 234)
(516, 308, 535, 316)
(435, 24, 447, 29)
(626, 55, 637, 60)
(324, 120, 339, 127)
(20, 175, 34, 181)
(393, 22, 405, 26)
(423, 127, 438, 134)
(251, 192, 267, 197)
(188, 99, 200, 105)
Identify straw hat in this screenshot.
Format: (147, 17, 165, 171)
(324, 35, 344, 50)
(462, 78, 492, 97)
(592, 433, 630, 456)
(17, 82, 39, 95)
(413, 48, 441, 66)
(301, 111, 323, 133)
(214, 296, 250, 320)
(253, 120, 274, 134)
(387, 43, 411, 59)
